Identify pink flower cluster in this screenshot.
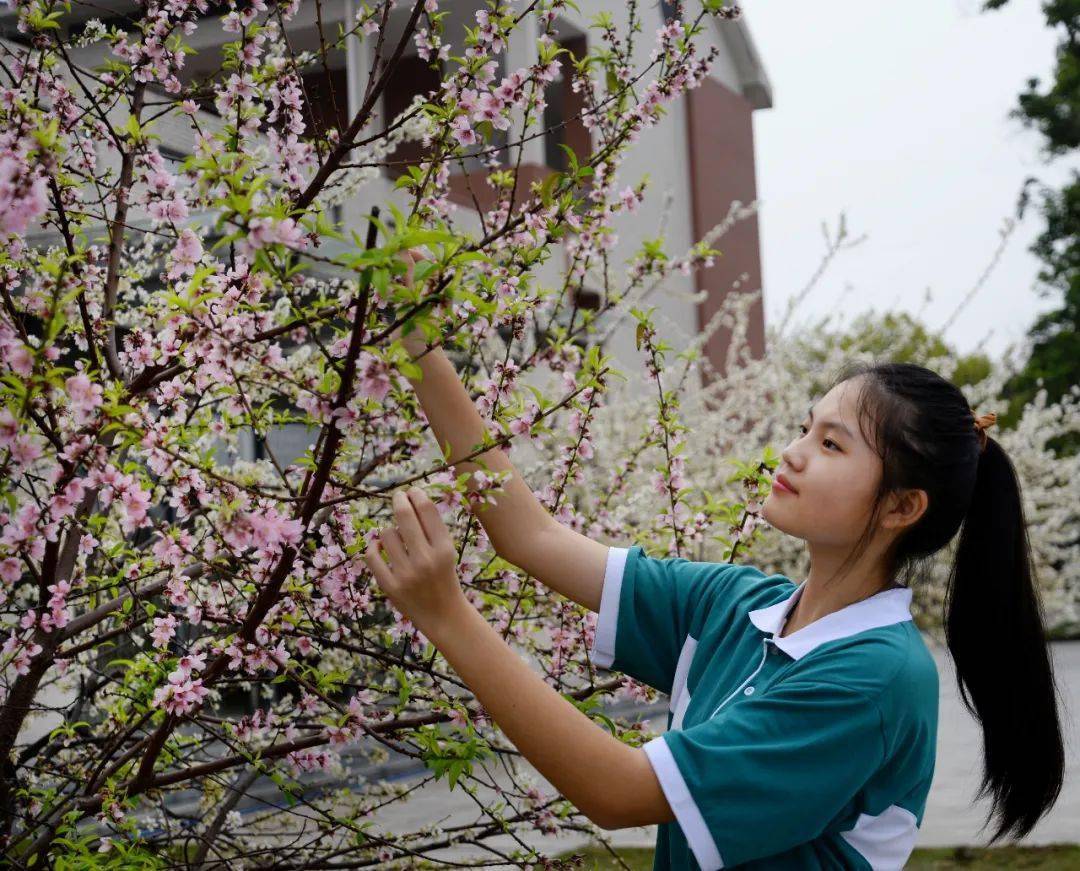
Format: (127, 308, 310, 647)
(221, 637, 290, 676)
(245, 217, 308, 253)
(87, 464, 153, 535)
(107, 0, 213, 93)
(139, 149, 189, 226)
(0, 502, 47, 563)
(167, 228, 203, 280)
(474, 358, 519, 416)
(152, 650, 210, 716)
(267, 73, 306, 136)
(64, 371, 104, 426)
(151, 613, 177, 648)
(358, 351, 394, 402)
(507, 397, 544, 444)
(222, 506, 303, 556)
(233, 706, 280, 744)
(1, 632, 42, 676)
(314, 546, 373, 619)
(286, 748, 333, 774)
(0, 157, 47, 236)
(446, 57, 541, 148)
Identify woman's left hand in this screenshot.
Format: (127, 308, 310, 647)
(363, 487, 467, 633)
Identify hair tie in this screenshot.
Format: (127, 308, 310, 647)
(973, 410, 997, 453)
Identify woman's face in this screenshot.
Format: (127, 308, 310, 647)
(761, 376, 885, 548)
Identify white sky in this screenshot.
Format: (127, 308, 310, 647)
(746, 0, 1079, 359)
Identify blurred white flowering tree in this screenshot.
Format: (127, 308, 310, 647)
(595, 214, 1080, 646)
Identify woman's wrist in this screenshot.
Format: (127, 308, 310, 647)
(391, 323, 429, 358)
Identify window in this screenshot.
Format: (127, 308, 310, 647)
(299, 64, 350, 140)
(660, 0, 681, 25)
(382, 53, 444, 179)
(533, 285, 605, 355)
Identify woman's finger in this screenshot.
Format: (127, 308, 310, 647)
(407, 488, 452, 550)
(363, 540, 395, 591)
(380, 527, 410, 570)
(393, 490, 430, 551)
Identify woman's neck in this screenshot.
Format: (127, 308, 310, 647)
(781, 562, 901, 638)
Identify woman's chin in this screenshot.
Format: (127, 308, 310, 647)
(761, 496, 794, 534)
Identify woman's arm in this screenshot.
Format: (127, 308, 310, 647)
(393, 255, 609, 612)
(426, 593, 674, 830)
(363, 493, 673, 831)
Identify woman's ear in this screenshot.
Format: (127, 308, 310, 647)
(882, 488, 929, 532)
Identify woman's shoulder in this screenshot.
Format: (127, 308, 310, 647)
(622, 545, 791, 606)
(794, 621, 940, 707)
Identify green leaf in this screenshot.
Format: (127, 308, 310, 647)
(123, 113, 143, 143)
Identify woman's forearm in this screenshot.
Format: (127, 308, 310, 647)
(420, 595, 669, 830)
(402, 340, 552, 562)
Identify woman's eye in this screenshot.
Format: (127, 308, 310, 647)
(799, 425, 839, 451)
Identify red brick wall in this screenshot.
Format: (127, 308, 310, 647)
(685, 77, 767, 385)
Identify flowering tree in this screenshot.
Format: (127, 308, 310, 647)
(0, 0, 776, 865)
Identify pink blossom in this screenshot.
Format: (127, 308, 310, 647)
(6, 344, 33, 376)
(247, 508, 303, 550)
(0, 407, 17, 447)
(167, 228, 203, 279)
(0, 557, 21, 584)
(147, 193, 189, 224)
(152, 668, 209, 715)
(175, 650, 206, 675)
(286, 748, 333, 773)
(472, 92, 509, 130)
(151, 613, 177, 648)
(0, 158, 47, 236)
(451, 114, 478, 147)
(577, 437, 594, 460)
(247, 217, 307, 251)
(119, 484, 152, 533)
(11, 641, 43, 675)
(457, 88, 480, 115)
(10, 435, 42, 468)
(65, 373, 103, 424)
(356, 351, 393, 401)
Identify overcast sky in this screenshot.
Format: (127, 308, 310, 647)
(746, 0, 1079, 360)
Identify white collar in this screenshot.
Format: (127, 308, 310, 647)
(748, 580, 914, 660)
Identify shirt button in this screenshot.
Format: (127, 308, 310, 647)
(744, 686, 755, 696)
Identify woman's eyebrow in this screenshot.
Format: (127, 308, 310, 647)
(806, 407, 854, 439)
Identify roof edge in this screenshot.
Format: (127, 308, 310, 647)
(717, 15, 773, 111)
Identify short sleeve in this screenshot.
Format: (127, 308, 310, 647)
(642, 680, 886, 869)
(589, 544, 745, 694)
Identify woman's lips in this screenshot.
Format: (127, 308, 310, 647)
(773, 475, 798, 495)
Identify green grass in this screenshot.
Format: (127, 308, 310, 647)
(906, 845, 1080, 869)
(553, 843, 1080, 869)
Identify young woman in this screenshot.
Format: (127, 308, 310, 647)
(363, 252, 1066, 870)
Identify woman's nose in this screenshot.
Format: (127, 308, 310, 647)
(780, 441, 803, 471)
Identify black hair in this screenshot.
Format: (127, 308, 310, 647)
(820, 360, 1065, 844)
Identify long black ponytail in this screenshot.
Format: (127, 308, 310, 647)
(822, 360, 1065, 843)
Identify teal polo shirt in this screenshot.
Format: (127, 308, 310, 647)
(591, 545, 939, 870)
